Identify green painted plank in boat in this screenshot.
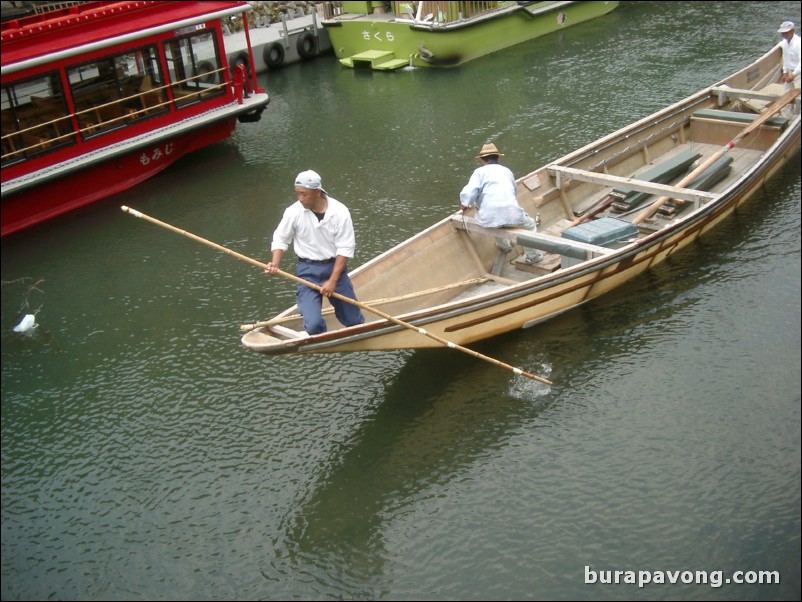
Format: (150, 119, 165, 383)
(693, 108, 788, 128)
(659, 156, 734, 217)
(610, 149, 702, 211)
(561, 217, 639, 247)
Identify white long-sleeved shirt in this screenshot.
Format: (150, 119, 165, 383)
(781, 33, 801, 78)
(271, 195, 356, 261)
(459, 162, 529, 228)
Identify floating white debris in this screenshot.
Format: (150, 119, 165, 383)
(13, 314, 36, 333)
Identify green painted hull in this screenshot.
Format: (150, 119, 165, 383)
(323, 1, 619, 69)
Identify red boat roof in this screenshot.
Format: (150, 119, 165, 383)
(1, 1, 249, 68)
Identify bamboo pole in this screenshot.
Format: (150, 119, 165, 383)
(122, 206, 552, 385)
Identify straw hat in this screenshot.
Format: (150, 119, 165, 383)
(476, 142, 503, 158)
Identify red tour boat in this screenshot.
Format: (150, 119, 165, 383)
(1, 1, 270, 236)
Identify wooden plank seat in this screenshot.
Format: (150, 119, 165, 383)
(547, 152, 717, 216)
(15, 100, 71, 143)
(1, 110, 21, 154)
(691, 108, 789, 129)
(514, 217, 639, 273)
(29, 96, 70, 134)
(450, 214, 615, 261)
(710, 85, 786, 103)
(561, 216, 639, 247)
(19, 97, 61, 123)
(19, 130, 53, 152)
(96, 103, 136, 124)
(712, 83, 787, 113)
(5, 103, 63, 153)
(547, 162, 717, 204)
(138, 76, 166, 113)
(607, 149, 701, 212)
(658, 156, 733, 217)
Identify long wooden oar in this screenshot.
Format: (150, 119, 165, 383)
(121, 206, 552, 385)
(633, 88, 799, 224)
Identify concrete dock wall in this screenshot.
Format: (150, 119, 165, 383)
(224, 1, 332, 74)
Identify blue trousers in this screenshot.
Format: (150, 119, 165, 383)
(296, 260, 365, 335)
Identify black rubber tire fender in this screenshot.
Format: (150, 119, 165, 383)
(296, 31, 318, 59)
(229, 52, 250, 77)
(263, 42, 285, 69)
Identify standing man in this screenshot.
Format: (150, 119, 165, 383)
(265, 170, 365, 335)
(778, 20, 800, 115)
(459, 142, 543, 263)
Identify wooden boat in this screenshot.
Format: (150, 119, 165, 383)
(1, 1, 269, 237)
(242, 44, 800, 356)
(320, 0, 619, 70)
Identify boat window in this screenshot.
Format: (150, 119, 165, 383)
(163, 30, 226, 109)
(66, 43, 168, 138)
(126, 46, 170, 121)
(1, 72, 71, 166)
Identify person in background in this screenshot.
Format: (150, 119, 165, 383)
(265, 170, 365, 335)
(459, 142, 543, 264)
(777, 20, 800, 116)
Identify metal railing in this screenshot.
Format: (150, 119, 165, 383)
(1, 69, 228, 163)
(32, 1, 86, 14)
(321, 1, 501, 23)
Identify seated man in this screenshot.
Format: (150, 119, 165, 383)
(459, 142, 542, 263)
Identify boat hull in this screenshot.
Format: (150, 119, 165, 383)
(247, 126, 799, 355)
(323, 1, 619, 69)
(242, 44, 800, 356)
(1, 119, 235, 236)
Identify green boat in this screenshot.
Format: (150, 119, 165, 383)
(321, 1, 619, 70)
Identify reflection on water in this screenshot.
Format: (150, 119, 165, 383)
(280, 348, 551, 595)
